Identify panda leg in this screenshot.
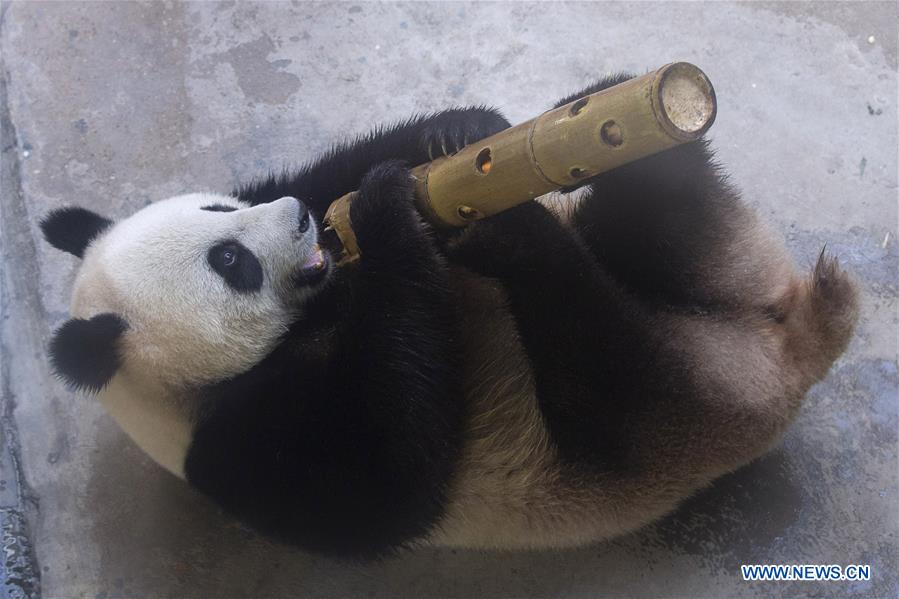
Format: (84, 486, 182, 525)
(447, 202, 857, 481)
(557, 77, 796, 314)
(446, 201, 654, 469)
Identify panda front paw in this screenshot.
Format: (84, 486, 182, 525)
(419, 108, 509, 160)
(351, 161, 428, 256)
(447, 201, 572, 279)
(448, 201, 558, 276)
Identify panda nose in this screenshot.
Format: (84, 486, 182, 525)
(297, 198, 310, 234)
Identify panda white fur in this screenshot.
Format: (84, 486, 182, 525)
(41, 75, 859, 558)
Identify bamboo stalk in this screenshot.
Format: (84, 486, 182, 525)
(323, 62, 716, 264)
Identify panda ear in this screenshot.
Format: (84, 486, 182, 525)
(49, 314, 129, 393)
(40, 207, 113, 258)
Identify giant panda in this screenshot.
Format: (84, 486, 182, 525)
(41, 75, 859, 559)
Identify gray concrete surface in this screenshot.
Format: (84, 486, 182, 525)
(0, 1, 896, 597)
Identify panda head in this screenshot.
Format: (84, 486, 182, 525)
(41, 194, 330, 475)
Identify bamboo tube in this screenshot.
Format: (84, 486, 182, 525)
(323, 62, 716, 264)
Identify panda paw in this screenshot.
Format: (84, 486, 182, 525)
(351, 161, 429, 255)
(447, 201, 566, 277)
(419, 108, 509, 160)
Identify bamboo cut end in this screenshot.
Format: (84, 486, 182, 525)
(655, 62, 716, 140)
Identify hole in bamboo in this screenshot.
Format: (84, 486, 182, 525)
(600, 120, 624, 147)
(569, 167, 587, 179)
(457, 205, 481, 220)
(475, 147, 492, 174)
(570, 98, 588, 117)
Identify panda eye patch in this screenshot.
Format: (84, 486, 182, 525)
(207, 241, 263, 293)
(201, 204, 238, 213)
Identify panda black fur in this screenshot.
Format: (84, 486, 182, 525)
(42, 75, 859, 559)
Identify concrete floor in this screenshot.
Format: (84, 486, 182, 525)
(1, 1, 896, 597)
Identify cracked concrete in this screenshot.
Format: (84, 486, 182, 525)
(0, 2, 896, 597)
(1, 68, 41, 599)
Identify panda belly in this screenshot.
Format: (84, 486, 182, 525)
(424, 267, 679, 550)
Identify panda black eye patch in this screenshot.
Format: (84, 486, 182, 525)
(201, 204, 238, 212)
(207, 241, 263, 293)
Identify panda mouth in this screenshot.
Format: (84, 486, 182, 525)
(294, 244, 330, 287)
